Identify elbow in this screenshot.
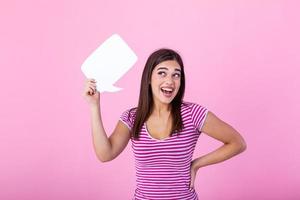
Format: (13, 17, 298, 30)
(96, 153, 112, 163)
(229, 138, 247, 154)
(238, 139, 247, 153)
(240, 142, 247, 153)
(97, 156, 111, 163)
(232, 133, 247, 153)
(98, 157, 109, 163)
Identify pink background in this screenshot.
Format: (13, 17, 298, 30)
(0, 0, 299, 199)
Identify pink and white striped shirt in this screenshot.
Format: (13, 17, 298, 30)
(120, 102, 208, 200)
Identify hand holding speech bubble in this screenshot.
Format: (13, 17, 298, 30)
(81, 34, 138, 93)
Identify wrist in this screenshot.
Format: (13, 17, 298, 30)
(191, 158, 203, 170)
(89, 103, 100, 111)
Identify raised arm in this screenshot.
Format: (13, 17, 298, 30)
(83, 79, 131, 162)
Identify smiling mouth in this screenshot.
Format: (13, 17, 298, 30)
(161, 87, 174, 96)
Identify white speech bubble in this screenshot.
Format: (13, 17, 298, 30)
(81, 34, 138, 93)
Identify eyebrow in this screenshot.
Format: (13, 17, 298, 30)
(157, 67, 181, 72)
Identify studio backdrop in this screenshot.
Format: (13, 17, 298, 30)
(0, 0, 299, 199)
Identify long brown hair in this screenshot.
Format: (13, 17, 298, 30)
(130, 48, 185, 140)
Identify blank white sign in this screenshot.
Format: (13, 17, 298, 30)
(81, 34, 138, 93)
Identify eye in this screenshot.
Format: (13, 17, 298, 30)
(173, 73, 181, 79)
(158, 71, 167, 76)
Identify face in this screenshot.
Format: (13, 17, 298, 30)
(150, 60, 182, 105)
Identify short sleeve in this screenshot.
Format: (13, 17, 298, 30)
(190, 103, 209, 131)
(119, 109, 134, 131)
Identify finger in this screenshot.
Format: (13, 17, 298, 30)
(89, 79, 97, 83)
(86, 87, 94, 95)
(92, 87, 97, 94)
(88, 86, 95, 93)
(189, 171, 195, 190)
(85, 83, 95, 90)
(86, 83, 96, 89)
(86, 79, 96, 85)
(189, 178, 194, 189)
(87, 81, 97, 88)
(88, 85, 95, 90)
(189, 181, 194, 190)
(85, 85, 93, 92)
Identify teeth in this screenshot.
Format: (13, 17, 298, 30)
(161, 87, 173, 92)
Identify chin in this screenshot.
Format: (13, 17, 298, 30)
(161, 97, 175, 104)
(154, 90, 179, 105)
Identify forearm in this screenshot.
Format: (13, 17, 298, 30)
(90, 104, 112, 162)
(192, 142, 246, 170)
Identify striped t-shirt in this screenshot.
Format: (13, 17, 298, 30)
(120, 102, 208, 200)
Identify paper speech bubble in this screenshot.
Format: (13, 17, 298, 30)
(81, 34, 138, 93)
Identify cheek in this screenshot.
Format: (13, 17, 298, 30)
(176, 80, 181, 88)
(150, 82, 159, 94)
(176, 80, 181, 93)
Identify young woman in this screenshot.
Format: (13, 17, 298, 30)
(83, 48, 247, 200)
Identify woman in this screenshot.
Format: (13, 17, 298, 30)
(83, 48, 247, 200)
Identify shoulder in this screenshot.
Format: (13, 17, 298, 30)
(128, 107, 137, 116)
(121, 107, 137, 120)
(120, 107, 137, 130)
(181, 101, 209, 130)
(181, 101, 207, 112)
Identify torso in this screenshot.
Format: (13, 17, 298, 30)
(145, 114, 173, 140)
(120, 102, 207, 200)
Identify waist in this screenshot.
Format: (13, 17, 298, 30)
(133, 187, 198, 200)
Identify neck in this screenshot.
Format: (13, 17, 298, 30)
(152, 101, 171, 117)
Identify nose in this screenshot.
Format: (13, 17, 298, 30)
(165, 74, 174, 84)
